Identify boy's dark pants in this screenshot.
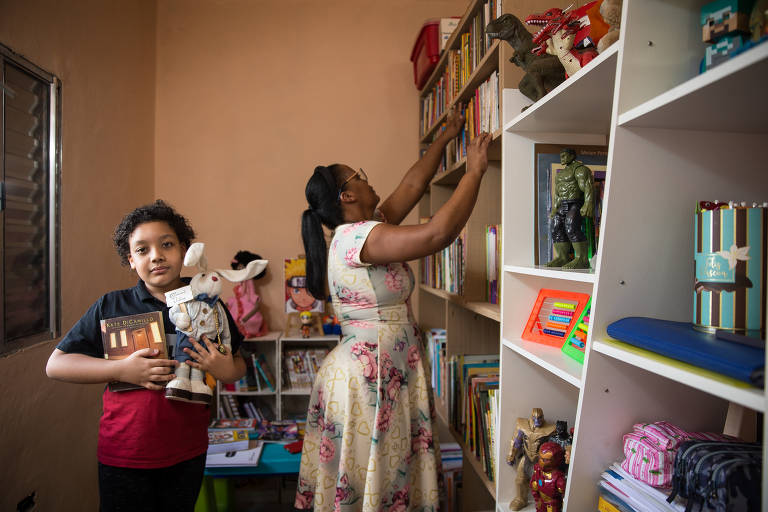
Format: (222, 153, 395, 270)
(98, 453, 205, 511)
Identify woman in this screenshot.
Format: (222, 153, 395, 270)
(296, 108, 492, 511)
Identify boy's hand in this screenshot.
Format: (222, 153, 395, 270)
(117, 348, 178, 390)
(183, 336, 238, 381)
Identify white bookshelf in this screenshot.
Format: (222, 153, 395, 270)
(497, 0, 768, 510)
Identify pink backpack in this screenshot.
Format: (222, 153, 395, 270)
(226, 280, 267, 338)
(621, 421, 734, 488)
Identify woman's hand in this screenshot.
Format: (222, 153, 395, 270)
(116, 348, 178, 390)
(466, 132, 492, 177)
(443, 103, 466, 139)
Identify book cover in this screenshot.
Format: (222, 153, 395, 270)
(207, 428, 250, 454)
(209, 418, 258, 430)
(100, 311, 168, 392)
(256, 353, 277, 392)
(205, 443, 263, 467)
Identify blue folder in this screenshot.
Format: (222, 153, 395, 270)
(606, 317, 764, 387)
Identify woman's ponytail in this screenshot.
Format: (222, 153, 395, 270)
(302, 208, 328, 300)
(301, 165, 344, 301)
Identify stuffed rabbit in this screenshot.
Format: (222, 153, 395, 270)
(166, 242, 267, 404)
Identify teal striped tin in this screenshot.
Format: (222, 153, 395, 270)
(694, 206, 766, 338)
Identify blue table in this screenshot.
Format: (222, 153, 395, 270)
(195, 442, 301, 512)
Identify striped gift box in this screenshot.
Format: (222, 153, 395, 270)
(694, 206, 766, 337)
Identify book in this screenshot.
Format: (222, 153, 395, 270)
(208, 418, 258, 430)
(254, 353, 276, 392)
(207, 428, 250, 454)
(205, 443, 263, 467)
(100, 311, 169, 392)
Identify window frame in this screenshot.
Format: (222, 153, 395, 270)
(1, 42, 62, 354)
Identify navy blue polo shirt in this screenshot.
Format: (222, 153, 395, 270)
(57, 278, 243, 357)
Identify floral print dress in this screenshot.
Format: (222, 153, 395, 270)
(296, 220, 441, 512)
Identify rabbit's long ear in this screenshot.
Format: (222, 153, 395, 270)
(217, 259, 268, 283)
(184, 242, 207, 270)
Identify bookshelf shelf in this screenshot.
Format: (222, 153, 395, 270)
(219, 390, 276, 397)
(501, 337, 582, 388)
(592, 339, 765, 412)
(419, 284, 499, 322)
(618, 42, 768, 132)
(281, 389, 313, 396)
(504, 43, 619, 135)
(503, 264, 596, 284)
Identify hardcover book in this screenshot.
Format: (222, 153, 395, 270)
(100, 311, 169, 392)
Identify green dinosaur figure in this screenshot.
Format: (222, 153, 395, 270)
(486, 14, 566, 109)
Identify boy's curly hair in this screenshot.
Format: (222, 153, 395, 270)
(113, 199, 196, 266)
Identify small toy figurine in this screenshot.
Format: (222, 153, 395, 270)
(227, 250, 269, 338)
(530, 442, 567, 512)
(597, 0, 623, 53)
(166, 243, 267, 404)
(507, 408, 557, 511)
(525, 3, 603, 78)
(485, 14, 565, 109)
(545, 148, 595, 269)
(322, 313, 342, 335)
(549, 420, 574, 469)
(701, 0, 751, 43)
(750, 0, 768, 41)
(300, 311, 313, 338)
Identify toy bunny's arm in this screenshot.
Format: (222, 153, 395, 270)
(169, 303, 191, 330)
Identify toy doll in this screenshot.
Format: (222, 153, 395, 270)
(530, 441, 567, 512)
(300, 311, 313, 338)
(227, 250, 269, 338)
(507, 408, 557, 510)
(166, 243, 267, 404)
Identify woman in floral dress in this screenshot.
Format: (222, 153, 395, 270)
(296, 108, 491, 512)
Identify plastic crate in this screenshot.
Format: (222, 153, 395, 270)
(410, 20, 442, 90)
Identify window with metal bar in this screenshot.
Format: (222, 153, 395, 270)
(1, 44, 61, 354)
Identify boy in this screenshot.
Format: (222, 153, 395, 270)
(46, 199, 246, 511)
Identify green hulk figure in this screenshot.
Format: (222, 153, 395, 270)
(546, 148, 594, 269)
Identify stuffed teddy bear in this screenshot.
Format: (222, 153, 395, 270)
(166, 242, 267, 404)
(597, 0, 622, 53)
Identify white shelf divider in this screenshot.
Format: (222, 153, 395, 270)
(504, 264, 596, 283)
(618, 43, 768, 132)
(502, 337, 583, 388)
(504, 43, 619, 134)
(592, 338, 765, 412)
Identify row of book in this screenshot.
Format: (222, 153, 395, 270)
(228, 352, 278, 393)
(219, 394, 275, 422)
(282, 348, 329, 391)
(485, 224, 500, 304)
(419, 221, 466, 295)
(440, 442, 462, 512)
(444, 353, 500, 482)
(420, 0, 504, 136)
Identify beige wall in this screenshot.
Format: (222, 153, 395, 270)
(155, 0, 466, 329)
(1, 0, 466, 508)
(0, 0, 156, 509)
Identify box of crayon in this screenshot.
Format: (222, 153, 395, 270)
(693, 202, 766, 337)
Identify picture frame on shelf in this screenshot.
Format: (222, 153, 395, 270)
(534, 144, 608, 266)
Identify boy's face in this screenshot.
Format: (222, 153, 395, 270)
(128, 221, 186, 298)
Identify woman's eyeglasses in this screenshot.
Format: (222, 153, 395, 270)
(338, 168, 368, 200)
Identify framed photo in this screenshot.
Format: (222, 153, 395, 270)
(534, 144, 608, 266)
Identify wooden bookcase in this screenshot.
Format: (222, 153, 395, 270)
(215, 330, 339, 421)
(417, 0, 768, 510)
(496, 1, 768, 511)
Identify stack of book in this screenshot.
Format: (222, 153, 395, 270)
(426, 329, 447, 400)
(446, 353, 499, 482)
(218, 394, 274, 422)
(282, 348, 329, 391)
(440, 442, 463, 512)
(419, 222, 466, 295)
(599, 463, 685, 512)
